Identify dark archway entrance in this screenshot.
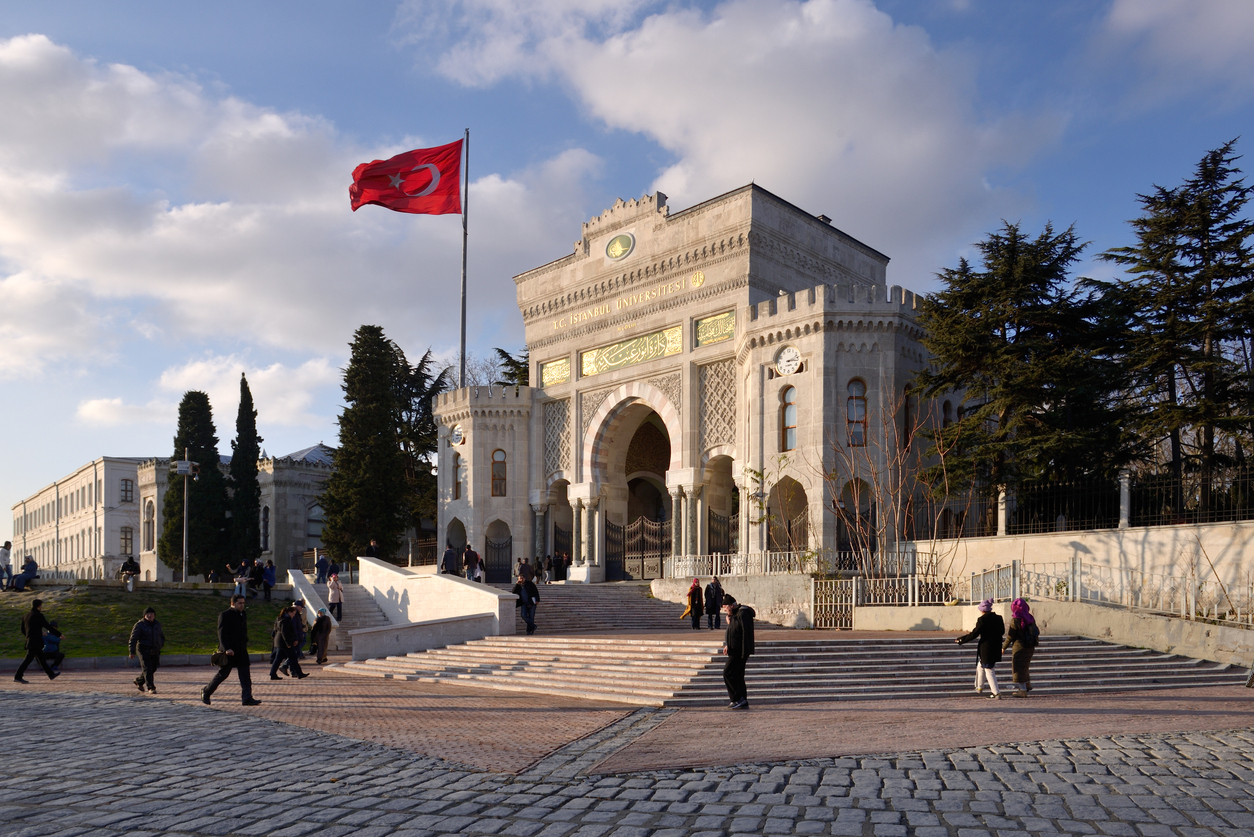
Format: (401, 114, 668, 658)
(603, 412, 672, 580)
(484, 519, 513, 584)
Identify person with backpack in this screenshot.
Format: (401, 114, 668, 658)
(957, 598, 1006, 699)
(720, 593, 755, 709)
(1003, 597, 1039, 698)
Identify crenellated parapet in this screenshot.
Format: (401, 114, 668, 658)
(580, 192, 669, 242)
(434, 386, 536, 428)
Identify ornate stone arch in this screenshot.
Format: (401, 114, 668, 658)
(583, 381, 683, 483)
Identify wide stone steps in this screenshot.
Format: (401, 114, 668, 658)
(502, 582, 691, 634)
(329, 634, 1249, 707)
(309, 581, 391, 653)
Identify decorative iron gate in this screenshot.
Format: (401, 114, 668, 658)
(811, 578, 855, 629)
(484, 536, 513, 584)
(604, 517, 670, 580)
(708, 511, 739, 555)
(553, 525, 571, 559)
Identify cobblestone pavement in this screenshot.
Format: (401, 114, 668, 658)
(5, 683, 1254, 836)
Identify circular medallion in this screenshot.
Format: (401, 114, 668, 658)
(606, 233, 635, 261)
(450, 425, 465, 446)
(691, 271, 705, 288)
(775, 346, 801, 376)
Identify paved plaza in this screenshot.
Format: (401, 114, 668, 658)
(3, 666, 1254, 836)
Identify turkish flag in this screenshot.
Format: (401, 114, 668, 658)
(349, 140, 463, 215)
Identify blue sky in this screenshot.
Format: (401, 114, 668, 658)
(3, 0, 1253, 542)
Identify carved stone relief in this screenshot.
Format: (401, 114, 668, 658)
(648, 374, 682, 416)
(580, 388, 614, 438)
(699, 359, 736, 451)
(543, 399, 570, 476)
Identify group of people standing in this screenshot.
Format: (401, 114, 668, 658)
(214, 558, 277, 602)
(440, 543, 484, 580)
(956, 597, 1040, 699)
(681, 577, 726, 630)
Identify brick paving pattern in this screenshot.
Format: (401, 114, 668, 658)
(4, 666, 1254, 835)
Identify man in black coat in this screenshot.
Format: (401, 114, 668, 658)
(14, 599, 59, 683)
(441, 544, 462, 575)
(128, 606, 166, 693)
(512, 573, 540, 635)
(269, 605, 308, 680)
(203, 594, 261, 706)
(720, 593, 755, 710)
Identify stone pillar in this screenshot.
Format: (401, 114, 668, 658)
(573, 499, 584, 565)
(546, 503, 556, 556)
(586, 498, 599, 566)
(737, 486, 750, 554)
(1118, 469, 1131, 530)
(531, 504, 546, 559)
(687, 485, 702, 556)
(670, 488, 684, 558)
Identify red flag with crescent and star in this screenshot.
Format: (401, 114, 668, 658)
(349, 140, 463, 215)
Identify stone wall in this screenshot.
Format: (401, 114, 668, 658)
(652, 575, 813, 628)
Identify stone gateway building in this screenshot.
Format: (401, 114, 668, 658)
(434, 185, 926, 584)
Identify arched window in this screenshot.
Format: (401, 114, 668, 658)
(781, 386, 798, 451)
(143, 501, 155, 551)
(847, 379, 867, 446)
(491, 449, 508, 497)
(452, 453, 462, 500)
(307, 504, 325, 545)
(260, 506, 270, 552)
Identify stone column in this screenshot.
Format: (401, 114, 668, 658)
(997, 486, 1008, 537)
(546, 502, 556, 556)
(1118, 469, 1131, 530)
(687, 485, 702, 556)
(531, 504, 546, 559)
(670, 488, 684, 558)
(573, 499, 584, 565)
(586, 498, 599, 566)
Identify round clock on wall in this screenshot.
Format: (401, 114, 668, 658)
(449, 425, 465, 446)
(775, 346, 801, 376)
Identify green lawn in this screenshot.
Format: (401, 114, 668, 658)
(0, 587, 289, 657)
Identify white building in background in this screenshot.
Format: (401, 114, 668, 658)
(11, 444, 335, 583)
(9, 457, 147, 580)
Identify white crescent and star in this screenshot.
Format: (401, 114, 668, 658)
(386, 164, 441, 196)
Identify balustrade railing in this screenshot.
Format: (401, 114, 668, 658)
(665, 549, 924, 579)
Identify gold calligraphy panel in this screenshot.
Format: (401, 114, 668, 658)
(581, 325, 683, 377)
(540, 357, 571, 387)
(694, 310, 735, 347)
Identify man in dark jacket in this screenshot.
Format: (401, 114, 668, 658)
(314, 552, 330, 584)
(270, 605, 308, 680)
(441, 544, 462, 575)
(128, 606, 166, 693)
(279, 601, 308, 674)
(720, 593, 755, 709)
(203, 594, 261, 706)
(14, 599, 59, 683)
(704, 578, 724, 630)
(512, 573, 540, 635)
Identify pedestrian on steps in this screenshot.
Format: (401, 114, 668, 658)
(513, 573, 540, 635)
(721, 594, 755, 709)
(1003, 598, 1039, 697)
(309, 608, 332, 664)
(685, 578, 704, 629)
(327, 573, 343, 621)
(314, 551, 329, 584)
(704, 578, 724, 630)
(957, 598, 1005, 699)
(128, 607, 165, 693)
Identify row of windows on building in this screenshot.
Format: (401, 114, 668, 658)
(450, 450, 508, 500)
(779, 382, 961, 453)
(14, 478, 135, 536)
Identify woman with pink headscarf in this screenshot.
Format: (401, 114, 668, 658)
(1003, 598, 1040, 697)
(956, 598, 1005, 699)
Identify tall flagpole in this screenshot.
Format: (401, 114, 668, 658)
(459, 128, 469, 388)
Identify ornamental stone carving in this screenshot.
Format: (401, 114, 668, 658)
(648, 374, 682, 417)
(580, 388, 614, 438)
(699, 359, 736, 451)
(543, 399, 570, 476)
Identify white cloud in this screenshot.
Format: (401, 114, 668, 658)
(0, 33, 594, 379)
(1102, 0, 1254, 105)
(401, 0, 1061, 286)
(76, 355, 341, 430)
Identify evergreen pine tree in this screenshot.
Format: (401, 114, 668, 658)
(492, 347, 530, 386)
(397, 349, 452, 536)
(320, 325, 409, 561)
(916, 221, 1129, 491)
(158, 391, 231, 578)
(228, 373, 263, 567)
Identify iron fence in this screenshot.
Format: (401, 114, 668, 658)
(904, 489, 998, 540)
(667, 549, 926, 579)
(1130, 468, 1254, 527)
(1008, 480, 1120, 534)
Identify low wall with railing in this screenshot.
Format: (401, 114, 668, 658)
(349, 614, 498, 661)
(666, 550, 917, 579)
(357, 556, 516, 637)
(921, 518, 1254, 590)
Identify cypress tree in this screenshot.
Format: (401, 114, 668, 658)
(320, 325, 409, 561)
(492, 347, 530, 386)
(158, 391, 231, 578)
(398, 349, 452, 536)
(228, 373, 263, 567)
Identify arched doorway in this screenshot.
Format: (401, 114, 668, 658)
(704, 455, 739, 555)
(484, 519, 512, 583)
(767, 476, 810, 552)
(601, 409, 673, 580)
(546, 480, 573, 571)
(445, 518, 467, 551)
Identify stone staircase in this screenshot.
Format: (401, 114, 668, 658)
(309, 580, 391, 654)
(499, 581, 699, 634)
(327, 633, 1249, 706)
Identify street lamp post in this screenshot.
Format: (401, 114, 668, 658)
(172, 449, 199, 583)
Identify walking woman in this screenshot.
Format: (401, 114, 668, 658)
(1003, 597, 1040, 697)
(685, 578, 704, 630)
(327, 573, 343, 621)
(956, 598, 1005, 699)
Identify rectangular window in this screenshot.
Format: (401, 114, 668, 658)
(120, 526, 134, 556)
(120, 478, 134, 503)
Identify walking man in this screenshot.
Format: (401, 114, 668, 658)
(203, 594, 261, 706)
(14, 599, 59, 683)
(314, 551, 329, 584)
(128, 606, 166, 694)
(720, 593, 755, 710)
(513, 573, 540, 635)
(463, 544, 481, 582)
(441, 543, 462, 576)
(0, 540, 12, 589)
(270, 605, 307, 680)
